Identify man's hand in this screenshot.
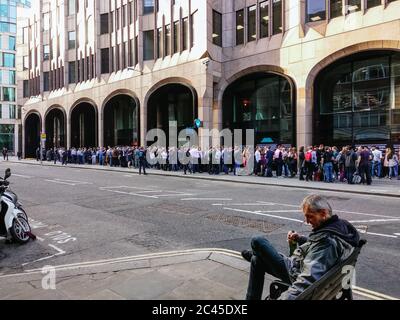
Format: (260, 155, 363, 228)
(287, 231, 300, 243)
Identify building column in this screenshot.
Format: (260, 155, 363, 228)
(98, 107, 104, 148)
(67, 115, 71, 149)
(140, 97, 147, 146)
(296, 87, 313, 148)
(197, 77, 214, 150)
(14, 123, 19, 155)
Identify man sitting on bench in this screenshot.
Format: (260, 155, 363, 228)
(242, 194, 360, 300)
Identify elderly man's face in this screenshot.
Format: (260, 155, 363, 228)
(303, 207, 330, 229)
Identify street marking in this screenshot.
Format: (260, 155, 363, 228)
(100, 186, 193, 199)
(213, 203, 277, 206)
(21, 244, 66, 267)
(256, 210, 301, 213)
(357, 230, 398, 239)
(353, 286, 399, 301)
(13, 174, 33, 179)
(349, 219, 400, 224)
(223, 207, 304, 223)
(45, 179, 92, 186)
(394, 233, 400, 236)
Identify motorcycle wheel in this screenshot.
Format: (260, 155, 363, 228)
(10, 217, 31, 244)
(17, 208, 29, 222)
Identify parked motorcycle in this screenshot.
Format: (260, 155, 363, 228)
(0, 168, 35, 244)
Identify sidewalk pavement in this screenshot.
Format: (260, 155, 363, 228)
(0, 249, 376, 300)
(6, 157, 400, 198)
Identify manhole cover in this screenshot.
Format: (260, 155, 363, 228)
(206, 214, 282, 233)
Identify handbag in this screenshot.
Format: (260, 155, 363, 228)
(352, 171, 362, 184)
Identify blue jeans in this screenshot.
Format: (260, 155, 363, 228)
(371, 161, 381, 177)
(389, 166, 398, 178)
(246, 237, 291, 300)
(323, 162, 333, 182)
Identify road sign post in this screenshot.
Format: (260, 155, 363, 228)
(40, 133, 46, 165)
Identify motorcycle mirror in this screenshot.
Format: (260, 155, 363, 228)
(4, 168, 11, 180)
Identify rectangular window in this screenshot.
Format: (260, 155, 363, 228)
(173, 21, 180, 54)
(247, 5, 256, 42)
(272, 0, 282, 35)
(23, 56, 29, 70)
(3, 87, 15, 102)
(43, 45, 50, 60)
(367, 0, 381, 8)
(8, 36, 16, 50)
(122, 5, 127, 27)
(165, 24, 171, 56)
(236, 9, 244, 45)
(3, 53, 15, 68)
(347, 0, 361, 13)
(23, 27, 28, 44)
(68, 0, 76, 15)
(143, 0, 154, 15)
(307, 0, 326, 22)
(100, 13, 109, 34)
(43, 72, 49, 91)
(143, 30, 154, 61)
(212, 10, 222, 46)
(330, 0, 343, 18)
(260, 2, 269, 39)
(68, 61, 76, 83)
(68, 31, 76, 49)
(157, 28, 163, 58)
(43, 13, 50, 31)
(182, 17, 188, 51)
(110, 11, 114, 32)
(23, 80, 29, 98)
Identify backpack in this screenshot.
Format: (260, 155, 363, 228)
(139, 150, 144, 158)
(305, 151, 312, 162)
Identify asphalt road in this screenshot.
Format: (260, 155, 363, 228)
(0, 162, 399, 298)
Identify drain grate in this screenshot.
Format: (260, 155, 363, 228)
(206, 214, 283, 233)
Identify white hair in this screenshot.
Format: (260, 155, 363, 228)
(301, 195, 333, 216)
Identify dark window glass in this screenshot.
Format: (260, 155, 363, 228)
(23, 80, 29, 98)
(330, 0, 343, 19)
(247, 5, 256, 42)
(68, 31, 76, 49)
(223, 73, 294, 145)
(68, 61, 75, 83)
(272, 0, 282, 35)
(100, 48, 109, 74)
(212, 10, 222, 46)
(100, 13, 109, 34)
(157, 28, 163, 58)
(315, 52, 400, 146)
(182, 17, 189, 51)
(236, 9, 244, 45)
(367, 0, 381, 8)
(143, 30, 154, 61)
(143, 0, 154, 15)
(260, 1, 269, 38)
(43, 72, 49, 91)
(347, 0, 361, 13)
(307, 0, 326, 22)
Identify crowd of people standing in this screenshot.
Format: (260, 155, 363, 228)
(35, 144, 400, 185)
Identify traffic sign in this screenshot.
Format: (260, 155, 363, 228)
(41, 133, 47, 140)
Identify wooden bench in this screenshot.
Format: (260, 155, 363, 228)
(269, 239, 367, 300)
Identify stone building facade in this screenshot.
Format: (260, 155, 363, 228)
(17, 0, 400, 157)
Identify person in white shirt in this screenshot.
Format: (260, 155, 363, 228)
(371, 146, 383, 178)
